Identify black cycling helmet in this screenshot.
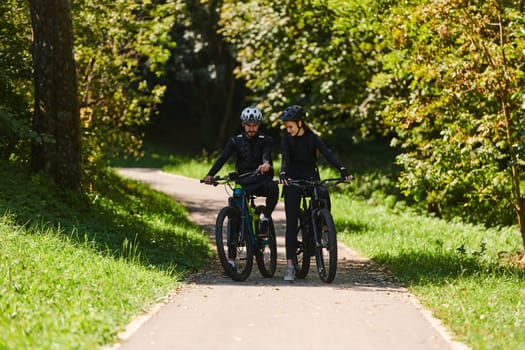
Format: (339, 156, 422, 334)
(278, 105, 306, 122)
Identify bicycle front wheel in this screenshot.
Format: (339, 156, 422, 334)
(314, 208, 337, 283)
(294, 210, 311, 279)
(254, 206, 277, 278)
(215, 206, 253, 281)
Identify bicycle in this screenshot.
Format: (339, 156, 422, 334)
(288, 177, 349, 283)
(203, 171, 277, 281)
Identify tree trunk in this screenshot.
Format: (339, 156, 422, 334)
(29, 0, 81, 191)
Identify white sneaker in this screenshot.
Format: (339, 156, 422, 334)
(283, 266, 295, 281)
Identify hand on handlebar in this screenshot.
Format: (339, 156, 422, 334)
(202, 175, 213, 185)
(339, 167, 353, 182)
(257, 162, 271, 174)
(279, 172, 289, 186)
(341, 174, 353, 181)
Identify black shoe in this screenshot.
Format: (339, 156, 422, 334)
(258, 220, 269, 238)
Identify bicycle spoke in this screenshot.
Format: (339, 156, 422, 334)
(254, 206, 277, 277)
(216, 207, 252, 281)
(315, 209, 337, 283)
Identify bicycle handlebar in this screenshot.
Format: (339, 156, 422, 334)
(287, 177, 351, 188)
(201, 172, 346, 187)
(200, 170, 261, 187)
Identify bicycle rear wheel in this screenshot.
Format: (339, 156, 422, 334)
(314, 208, 337, 283)
(294, 210, 311, 279)
(254, 206, 277, 278)
(215, 206, 253, 281)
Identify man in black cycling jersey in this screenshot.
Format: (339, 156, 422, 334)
(278, 105, 352, 281)
(202, 106, 279, 239)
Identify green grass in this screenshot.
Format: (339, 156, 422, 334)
(0, 216, 171, 349)
(0, 160, 213, 349)
(332, 193, 525, 349)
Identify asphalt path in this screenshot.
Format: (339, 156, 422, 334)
(109, 168, 469, 350)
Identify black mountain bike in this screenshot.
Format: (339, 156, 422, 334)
(204, 172, 277, 281)
(289, 178, 349, 283)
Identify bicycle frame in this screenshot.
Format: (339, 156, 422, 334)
(207, 171, 278, 281)
(300, 184, 331, 250)
(294, 179, 335, 247)
(290, 177, 347, 282)
(230, 184, 261, 245)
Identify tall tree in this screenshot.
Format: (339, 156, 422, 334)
(379, 0, 525, 263)
(29, 0, 81, 191)
(73, 0, 177, 174)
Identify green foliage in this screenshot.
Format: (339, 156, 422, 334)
(219, 0, 390, 135)
(157, 0, 252, 150)
(0, 0, 33, 161)
(378, 0, 525, 228)
(0, 0, 32, 108)
(73, 0, 177, 179)
(1, 0, 177, 178)
(0, 109, 33, 161)
(2, 0, 524, 245)
(218, 0, 525, 243)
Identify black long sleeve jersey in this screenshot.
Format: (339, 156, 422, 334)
(207, 132, 273, 177)
(280, 130, 343, 180)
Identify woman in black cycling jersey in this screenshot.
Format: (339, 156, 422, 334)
(278, 105, 352, 281)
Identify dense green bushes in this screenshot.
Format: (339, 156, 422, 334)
(2, 0, 523, 248)
(218, 0, 525, 248)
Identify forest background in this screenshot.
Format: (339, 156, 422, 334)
(1, 0, 524, 260)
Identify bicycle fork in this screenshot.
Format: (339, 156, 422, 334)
(310, 208, 330, 276)
(310, 208, 322, 249)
